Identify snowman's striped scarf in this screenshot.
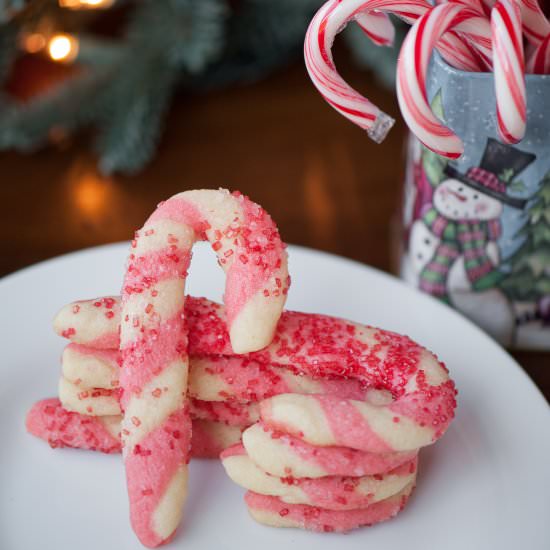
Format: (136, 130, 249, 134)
(419, 208, 501, 298)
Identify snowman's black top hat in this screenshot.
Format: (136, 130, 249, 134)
(444, 138, 535, 209)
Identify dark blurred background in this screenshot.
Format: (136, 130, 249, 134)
(0, 0, 547, 396)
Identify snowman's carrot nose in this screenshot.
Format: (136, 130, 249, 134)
(449, 190, 468, 202)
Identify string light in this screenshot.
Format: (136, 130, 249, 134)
(22, 33, 46, 54)
(47, 33, 79, 63)
(59, 0, 115, 9)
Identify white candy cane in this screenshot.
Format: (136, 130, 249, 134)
(492, 0, 526, 143)
(355, 10, 396, 46)
(305, 0, 493, 145)
(397, 3, 493, 158)
(527, 32, 550, 72)
(518, 0, 550, 44)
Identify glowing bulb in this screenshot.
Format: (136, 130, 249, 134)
(59, 0, 114, 8)
(23, 33, 46, 53)
(47, 34, 79, 63)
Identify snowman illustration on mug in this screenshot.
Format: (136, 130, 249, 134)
(407, 138, 535, 344)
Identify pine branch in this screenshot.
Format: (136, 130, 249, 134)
(0, 21, 17, 84)
(0, 0, 356, 174)
(127, 0, 227, 73)
(0, 66, 114, 151)
(191, 0, 321, 89)
(0, 0, 26, 23)
(94, 54, 177, 174)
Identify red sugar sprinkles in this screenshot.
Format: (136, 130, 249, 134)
(28, 188, 456, 546)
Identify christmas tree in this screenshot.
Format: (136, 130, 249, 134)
(0, 0, 404, 175)
(501, 171, 550, 308)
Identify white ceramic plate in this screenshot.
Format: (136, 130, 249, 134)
(1, 243, 549, 550)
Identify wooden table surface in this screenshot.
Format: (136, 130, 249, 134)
(1, 56, 548, 400)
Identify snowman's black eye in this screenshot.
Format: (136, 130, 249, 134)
(474, 194, 479, 199)
(458, 186, 464, 192)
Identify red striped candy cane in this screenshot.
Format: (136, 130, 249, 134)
(492, 0, 527, 143)
(396, 3, 493, 158)
(527, 33, 550, 72)
(304, 0, 492, 144)
(355, 10, 396, 46)
(442, 0, 492, 16)
(119, 189, 288, 546)
(438, 30, 492, 70)
(518, 0, 550, 44)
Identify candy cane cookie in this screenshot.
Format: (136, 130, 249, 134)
(196, 314, 456, 452)
(60, 344, 371, 403)
(53, 296, 121, 349)
(241, 423, 417, 478)
(27, 399, 245, 459)
(221, 444, 417, 511)
(57, 295, 456, 452)
(27, 398, 121, 454)
(190, 419, 246, 459)
(58, 376, 121, 416)
(62, 343, 120, 390)
(119, 190, 288, 547)
(58, 375, 261, 425)
(187, 356, 371, 403)
(245, 483, 415, 532)
(189, 400, 260, 426)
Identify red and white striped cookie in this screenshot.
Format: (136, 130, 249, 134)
(245, 483, 415, 532)
(190, 419, 245, 459)
(242, 423, 417, 478)
(60, 346, 370, 403)
(57, 294, 456, 455)
(259, 391, 447, 453)
(53, 296, 121, 349)
(27, 398, 121, 454)
(58, 376, 121, 416)
(119, 189, 288, 546)
(221, 444, 417, 511)
(191, 308, 456, 452)
(189, 399, 260, 427)
(59, 373, 260, 430)
(27, 399, 244, 459)
(58, 376, 260, 426)
(187, 355, 370, 403)
(62, 343, 120, 390)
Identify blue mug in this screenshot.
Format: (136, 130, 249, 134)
(400, 53, 550, 350)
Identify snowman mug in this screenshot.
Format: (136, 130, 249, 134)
(400, 53, 550, 350)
